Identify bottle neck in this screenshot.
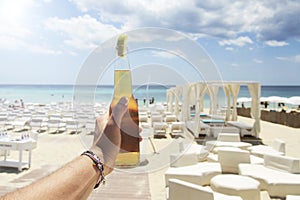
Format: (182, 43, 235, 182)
(115, 56, 130, 70)
(113, 69, 133, 100)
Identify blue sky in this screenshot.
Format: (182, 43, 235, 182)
(0, 0, 299, 85)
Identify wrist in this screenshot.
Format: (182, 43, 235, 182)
(81, 150, 105, 188)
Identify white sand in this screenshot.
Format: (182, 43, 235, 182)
(1, 116, 300, 199)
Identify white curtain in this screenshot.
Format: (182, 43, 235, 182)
(223, 84, 231, 121)
(248, 83, 261, 136)
(169, 89, 174, 113)
(229, 84, 240, 121)
(197, 83, 207, 113)
(207, 84, 219, 115)
(166, 90, 170, 111)
(182, 84, 194, 121)
(174, 86, 183, 117)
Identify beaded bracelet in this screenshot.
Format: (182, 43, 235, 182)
(81, 150, 105, 188)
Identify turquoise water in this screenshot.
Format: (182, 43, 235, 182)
(0, 85, 299, 107)
(0, 84, 173, 106)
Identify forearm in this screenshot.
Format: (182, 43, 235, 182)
(2, 155, 101, 200)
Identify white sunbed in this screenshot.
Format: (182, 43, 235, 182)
(165, 161, 222, 187)
(206, 133, 252, 152)
(168, 178, 242, 200)
(248, 138, 285, 158)
(239, 154, 300, 198)
(186, 120, 210, 137)
(207, 148, 263, 174)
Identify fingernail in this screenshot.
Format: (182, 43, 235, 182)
(120, 97, 129, 106)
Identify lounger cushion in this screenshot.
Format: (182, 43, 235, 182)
(170, 153, 198, 167)
(239, 163, 300, 197)
(165, 162, 221, 186)
(210, 174, 260, 200)
(217, 133, 240, 142)
(264, 154, 300, 173)
(168, 178, 242, 200)
(218, 149, 251, 173)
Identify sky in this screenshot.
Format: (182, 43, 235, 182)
(0, 0, 299, 85)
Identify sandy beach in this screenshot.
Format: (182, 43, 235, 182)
(1, 113, 299, 199)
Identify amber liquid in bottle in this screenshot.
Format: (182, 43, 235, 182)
(109, 69, 140, 167)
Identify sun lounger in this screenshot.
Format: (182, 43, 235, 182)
(165, 162, 222, 187)
(165, 114, 177, 123)
(217, 133, 240, 142)
(248, 138, 285, 158)
(239, 154, 300, 198)
(168, 179, 242, 200)
(47, 118, 66, 133)
(226, 121, 253, 136)
(210, 174, 260, 200)
(208, 148, 263, 173)
(153, 122, 168, 136)
(287, 195, 300, 200)
(209, 126, 239, 138)
(180, 142, 209, 162)
(11, 117, 31, 132)
(170, 122, 185, 138)
(186, 120, 210, 137)
(206, 133, 252, 152)
(65, 119, 80, 134)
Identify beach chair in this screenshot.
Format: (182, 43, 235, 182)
(248, 138, 285, 158)
(85, 118, 96, 134)
(11, 117, 31, 132)
(29, 118, 44, 132)
(170, 122, 186, 138)
(151, 114, 163, 125)
(47, 118, 66, 133)
(65, 119, 80, 134)
(168, 179, 243, 200)
(239, 154, 300, 198)
(0, 116, 9, 129)
(186, 120, 210, 137)
(153, 122, 168, 137)
(165, 114, 177, 123)
(165, 161, 222, 187)
(206, 133, 252, 152)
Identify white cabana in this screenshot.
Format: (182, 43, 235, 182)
(167, 81, 261, 137)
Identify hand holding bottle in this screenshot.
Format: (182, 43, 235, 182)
(90, 97, 129, 175)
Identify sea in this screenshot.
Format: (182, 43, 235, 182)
(0, 85, 299, 108)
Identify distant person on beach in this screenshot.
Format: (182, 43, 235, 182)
(20, 99, 25, 108)
(1, 97, 129, 200)
(264, 101, 269, 109)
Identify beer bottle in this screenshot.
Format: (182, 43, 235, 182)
(109, 34, 140, 167)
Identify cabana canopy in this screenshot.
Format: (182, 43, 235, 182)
(166, 81, 261, 137)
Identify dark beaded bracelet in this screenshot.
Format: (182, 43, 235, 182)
(81, 150, 105, 188)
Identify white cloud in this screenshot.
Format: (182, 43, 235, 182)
(253, 59, 263, 64)
(264, 40, 289, 47)
(45, 15, 121, 50)
(151, 51, 177, 59)
(29, 45, 62, 55)
(69, 0, 300, 42)
(219, 36, 253, 47)
(225, 47, 234, 51)
(276, 55, 300, 63)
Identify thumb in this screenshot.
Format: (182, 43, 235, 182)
(111, 97, 129, 127)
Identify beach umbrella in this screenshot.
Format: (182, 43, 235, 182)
(260, 97, 269, 102)
(265, 96, 289, 103)
(237, 97, 252, 102)
(287, 96, 300, 105)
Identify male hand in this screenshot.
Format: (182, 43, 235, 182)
(90, 97, 129, 175)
